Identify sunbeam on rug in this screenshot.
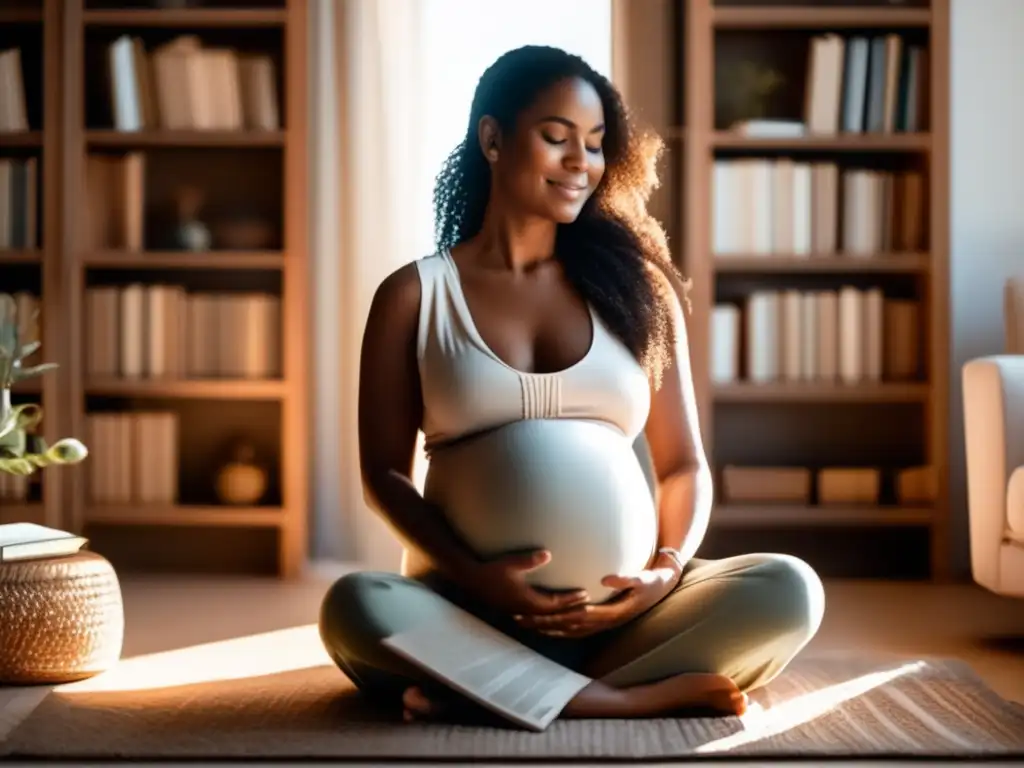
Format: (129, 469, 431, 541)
(695, 659, 929, 754)
(1, 628, 1022, 760)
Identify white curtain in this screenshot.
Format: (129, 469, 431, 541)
(311, 0, 430, 572)
(310, 0, 612, 572)
(338, 0, 432, 572)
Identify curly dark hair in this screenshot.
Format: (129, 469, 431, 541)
(432, 45, 691, 389)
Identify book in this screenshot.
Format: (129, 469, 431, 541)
(381, 598, 592, 732)
(0, 523, 88, 563)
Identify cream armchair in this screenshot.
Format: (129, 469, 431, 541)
(962, 276, 1024, 598)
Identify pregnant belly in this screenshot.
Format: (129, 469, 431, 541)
(423, 419, 659, 604)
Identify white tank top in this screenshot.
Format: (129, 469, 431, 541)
(414, 249, 652, 455)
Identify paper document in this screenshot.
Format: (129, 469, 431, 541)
(381, 602, 592, 732)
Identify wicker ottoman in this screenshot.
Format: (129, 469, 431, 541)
(0, 550, 124, 685)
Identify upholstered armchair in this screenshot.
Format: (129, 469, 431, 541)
(962, 276, 1024, 597)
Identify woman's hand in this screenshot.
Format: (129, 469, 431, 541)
(462, 549, 592, 617)
(514, 559, 682, 638)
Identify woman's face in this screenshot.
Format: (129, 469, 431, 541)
(487, 76, 607, 224)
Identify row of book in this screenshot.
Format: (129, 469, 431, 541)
(805, 32, 927, 135)
(85, 153, 144, 251)
(712, 288, 920, 384)
(721, 464, 935, 506)
(712, 160, 925, 256)
(85, 284, 282, 380)
(85, 411, 178, 505)
(0, 157, 39, 250)
(0, 47, 29, 133)
(107, 34, 280, 132)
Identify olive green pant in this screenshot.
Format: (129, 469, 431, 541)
(318, 553, 825, 705)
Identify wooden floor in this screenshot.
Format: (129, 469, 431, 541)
(3, 567, 1024, 766)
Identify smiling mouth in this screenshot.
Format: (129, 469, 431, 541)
(547, 180, 588, 191)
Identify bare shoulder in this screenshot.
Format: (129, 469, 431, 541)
(361, 260, 425, 365)
(369, 261, 422, 320)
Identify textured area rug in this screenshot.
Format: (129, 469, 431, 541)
(2, 651, 1023, 760)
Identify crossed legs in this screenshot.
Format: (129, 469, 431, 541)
(318, 553, 825, 718)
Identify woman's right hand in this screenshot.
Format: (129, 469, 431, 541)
(462, 549, 589, 617)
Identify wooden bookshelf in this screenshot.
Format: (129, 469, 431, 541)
(714, 504, 934, 528)
(1, 248, 45, 263)
(714, 252, 930, 274)
(81, 8, 289, 27)
(711, 131, 931, 151)
(713, 381, 929, 404)
(1, 0, 309, 577)
(0, 129, 43, 146)
(83, 249, 285, 269)
(0, 8, 43, 24)
(711, 5, 932, 29)
(0, 0, 62, 531)
(613, 0, 950, 581)
(86, 128, 286, 147)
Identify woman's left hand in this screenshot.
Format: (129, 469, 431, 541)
(514, 560, 682, 639)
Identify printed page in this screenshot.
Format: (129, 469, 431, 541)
(382, 603, 592, 732)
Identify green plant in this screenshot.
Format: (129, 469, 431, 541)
(0, 293, 88, 476)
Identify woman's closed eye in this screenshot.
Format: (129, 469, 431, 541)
(541, 132, 603, 154)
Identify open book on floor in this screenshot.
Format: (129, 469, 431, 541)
(381, 599, 592, 732)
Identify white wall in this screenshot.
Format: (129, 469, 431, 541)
(948, 0, 1024, 577)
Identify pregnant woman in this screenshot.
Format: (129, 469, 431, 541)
(319, 44, 825, 723)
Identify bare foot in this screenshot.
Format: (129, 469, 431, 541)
(564, 672, 747, 718)
(401, 685, 466, 723)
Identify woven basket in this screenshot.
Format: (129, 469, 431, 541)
(0, 551, 124, 685)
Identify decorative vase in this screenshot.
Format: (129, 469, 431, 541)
(0, 551, 124, 685)
(215, 441, 267, 506)
(178, 219, 212, 252)
(174, 185, 212, 252)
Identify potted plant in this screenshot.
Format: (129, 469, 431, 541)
(0, 293, 88, 477)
